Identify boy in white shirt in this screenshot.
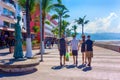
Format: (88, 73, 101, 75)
(70, 35, 80, 66)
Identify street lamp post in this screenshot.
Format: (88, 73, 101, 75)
(40, 0, 43, 61)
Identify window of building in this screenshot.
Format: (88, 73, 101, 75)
(3, 8, 8, 15)
(3, 21, 9, 27)
(11, 23, 15, 28)
(3, 8, 15, 18)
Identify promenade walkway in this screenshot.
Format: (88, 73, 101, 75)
(0, 46, 120, 80)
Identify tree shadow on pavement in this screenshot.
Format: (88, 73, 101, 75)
(51, 66, 63, 70)
(0, 52, 10, 56)
(66, 64, 76, 69)
(82, 66, 92, 72)
(0, 58, 27, 65)
(0, 68, 37, 78)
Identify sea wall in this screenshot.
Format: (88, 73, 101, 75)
(94, 42, 120, 53)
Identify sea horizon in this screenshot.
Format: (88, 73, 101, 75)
(76, 33, 120, 42)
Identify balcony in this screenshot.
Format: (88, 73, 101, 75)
(0, 0, 15, 13)
(0, 14, 15, 23)
(45, 24, 54, 31)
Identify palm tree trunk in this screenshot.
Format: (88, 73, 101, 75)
(41, 11, 46, 54)
(42, 12, 45, 41)
(25, 0, 33, 58)
(75, 30, 77, 36)
(58, 16, 60, 39)
(59, 15, 62, 38)
(82, 24, 84, 35)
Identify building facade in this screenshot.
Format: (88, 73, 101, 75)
(0, 0, 57, 48)
(0, 0, 24, 36)
(0, 0, 16, 31)
(30, 4, 58, 42)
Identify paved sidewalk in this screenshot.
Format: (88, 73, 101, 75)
(0, 46, 120, 80)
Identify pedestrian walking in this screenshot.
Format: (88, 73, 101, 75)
(51, 38, 54, 47)
(8, 35, 15, 53)
(58, 35, 68, 66)
(70, 35, 80, 66)
(85, 35, 93, 67)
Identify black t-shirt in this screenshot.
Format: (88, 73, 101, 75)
(85, 39, 93, 51)
(81, 41, 86, 52)
(59, 38, 66, 51)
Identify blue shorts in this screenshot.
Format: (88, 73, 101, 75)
(60, 50, 66, 56)
(72, 50, 78, 56)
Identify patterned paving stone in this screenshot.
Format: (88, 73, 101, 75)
(0, 46, 120, 80)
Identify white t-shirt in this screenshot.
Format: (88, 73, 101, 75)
(70, 38, 79, 50)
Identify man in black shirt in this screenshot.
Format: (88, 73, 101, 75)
(85, 35, 93, 67)
(58, 35, 68, 66)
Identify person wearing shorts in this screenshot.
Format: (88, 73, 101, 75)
(70, 35, 80, 66)
(80, 35, 87, 65)
(59, 35, 68, 66)
(85, 35, 93, 67)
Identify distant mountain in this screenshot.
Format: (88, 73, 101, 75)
(76, 33, 120, 40)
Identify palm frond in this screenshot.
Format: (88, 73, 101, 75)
(29, 0, 36, 13)
(57, 0, 62, 4)
(75, 17, 83, 24)
(63, 14, 70, 18)
(62, 9, 69, 15)
(52, 4, 67, 11)
(84, 20, 89, 24)
(18, 0, 26, 8)
(45, 20, 51, 25)
(42, 0, 53, 12)
(51, 14, 59, 20)
(83, 15, 86, 20)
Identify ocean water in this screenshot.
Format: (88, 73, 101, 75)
(76, 33, 120, 41)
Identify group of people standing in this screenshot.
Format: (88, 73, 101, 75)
(58, 35, 93, 67)
(45, 38, 55, 49)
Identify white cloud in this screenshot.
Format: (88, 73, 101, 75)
(68, 12, 120, 33)
(85, 12, 120, 33)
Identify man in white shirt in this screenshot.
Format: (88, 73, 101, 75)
(70, 35, 80, 66)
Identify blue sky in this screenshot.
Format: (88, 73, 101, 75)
(60, 0, 120, 33)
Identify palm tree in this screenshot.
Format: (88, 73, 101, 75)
(51, 5, 69, 38)
(61, 20, 69, 35)
(71, 25, 77, 36)
(41, 0, 54, 41)
(51, 20, 69, 38)
(66, 28, 72, 37)
(75, 15, 89, 35)
(51, 27, 59, 37)
(18, 0, 59, 58)
(18, 0, 37, 58)
(39, 0, 65, 54)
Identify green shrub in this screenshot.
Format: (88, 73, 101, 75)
(32, 40, 37, 46)
(22, 41, 26, 46)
